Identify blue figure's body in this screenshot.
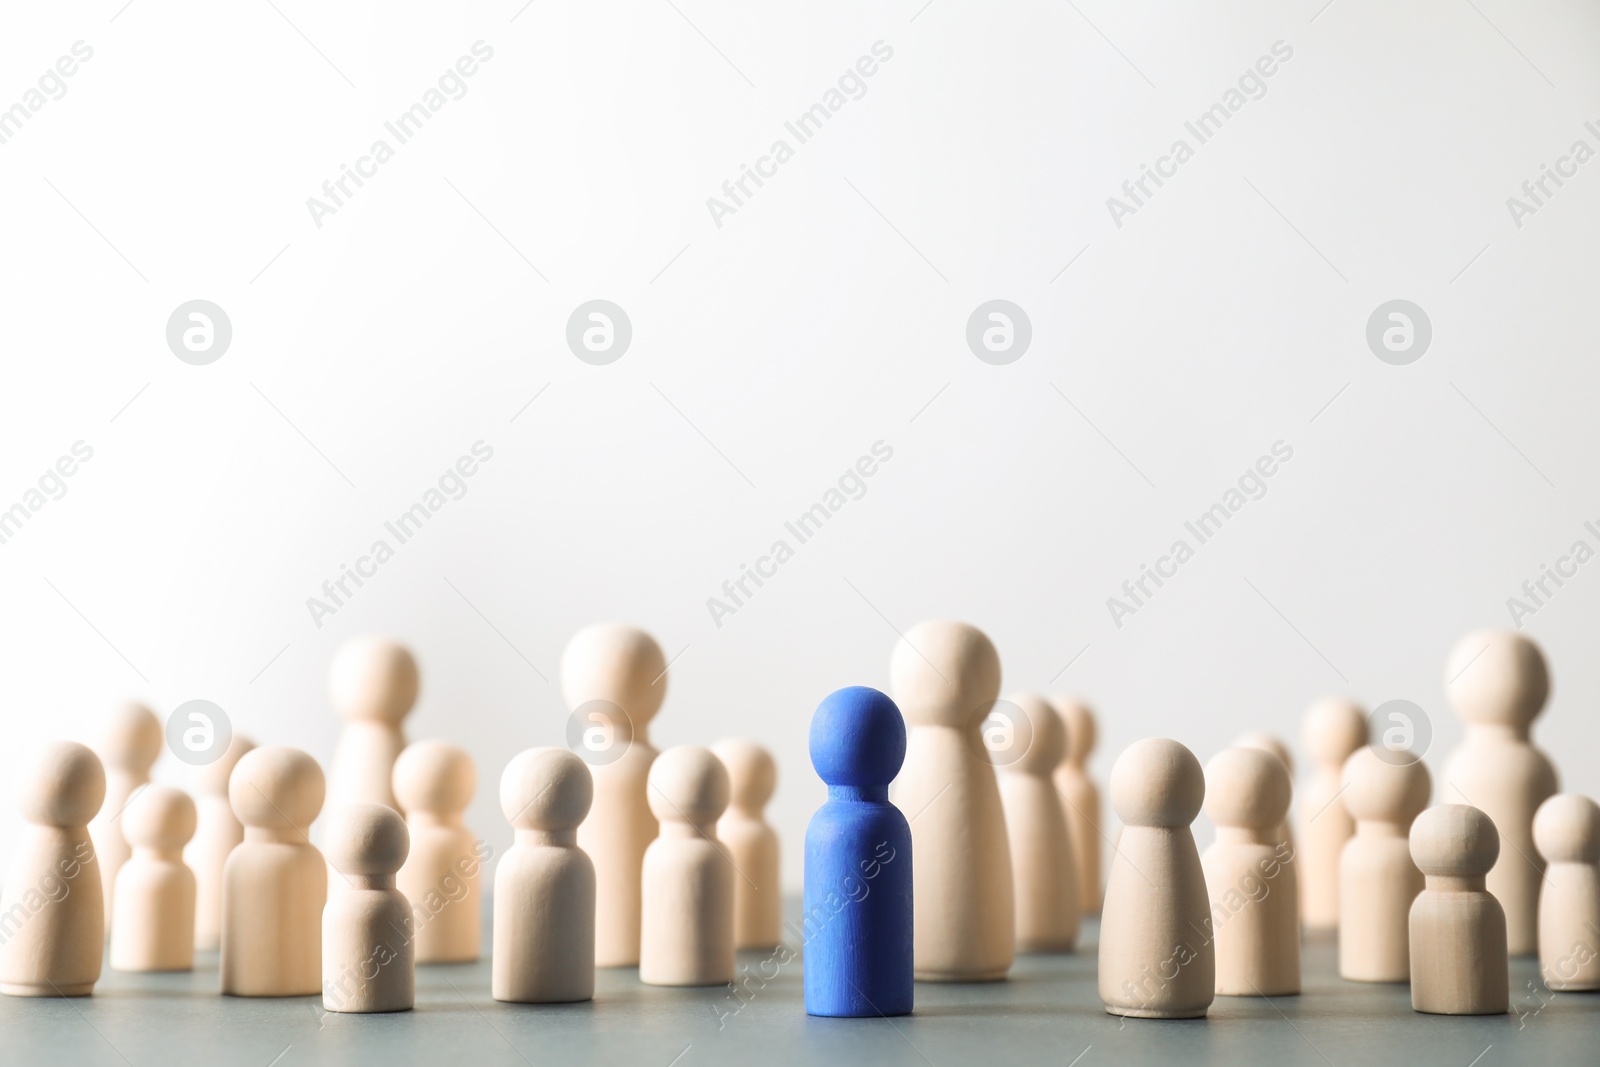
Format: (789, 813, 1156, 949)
(803, 686, 913, 1017)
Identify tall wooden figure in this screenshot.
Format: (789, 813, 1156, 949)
(1051, 697, 1102, 915)
(563, 623, 667, 968)
(393, 740, 481, 963)
(323, 804, 413, 1013)
(997, 693, 1080, 952)
(1099, 738, 1214, 1019)
(1409, 804, 1508, 1015)
(493, 748, 596, 1003)
(1, 742, 105, 996)
(711, 739, 780, 950)
(804, 686, 913, 1017)
(221, 746, 327, 996)
(327, 636, 419, 812)
(1442, 629, 1558, 956)
(891, 619, 1014, 981)
(1299, 698, 1367, 933)
(1532, 793, 1600, 990)
(91, 701, 162, 929)
(189, 734, 254, 952)
(111, 785, 197, 972)
(639, 745, 733, 986)
(1202, 747, 1299, 995)
(1339, 746, 1430, 982)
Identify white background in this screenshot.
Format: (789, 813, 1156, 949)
(1, 0, 1597, 891)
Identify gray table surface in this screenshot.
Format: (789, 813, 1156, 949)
(2, 910, 1593, 1066)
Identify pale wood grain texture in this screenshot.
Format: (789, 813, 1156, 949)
(711, 739, 780, 951)
(1298, 698, 1367, 932)
(322, 804, 413, 1013)
(110, 785, 196, 972)
(326, 636, 419, 813)
(640, 745, 733, 987)
(393, 740, 481, 963)
(998, 694, 1080, 952)
(1051, 697, 1103, 916)
(1532, 792, 1600, 991)
(188, 735, 254, 952)
(90, 702, 162, 931)
(1409, 804, 1508, 1015)
(1338, 746, 1430, 982)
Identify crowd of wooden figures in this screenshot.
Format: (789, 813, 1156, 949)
(1, 622, 1594, 1020)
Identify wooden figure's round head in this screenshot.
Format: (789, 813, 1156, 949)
(1051, 697, 1096, 767)
(1410, 804, 1499, 878)
(324, 802, 409, 877)
(393, 740, 476, 817)
(329, 636, 420, 726)
(809, 686, 906, 788)
(1110, 738, 1204, 829)
(1301, 697, 1367, 769)
(710, 739, 776, 811)
(560, 623, 667, 726)
(1204, 746, 1290, 831)
(1444, 630, 1549, 729)
(20, 741, 106, 828)
(1233, 731, 1293, 779)
(123, 784, 197, 851)
(229, 746, 325, 831)
(1533, 793, 1600, 865)
(101, 701, 163, 775)
(501, 747, 592, 832)
(1340, 745, 1431, 826)
(647, 745, 729, 827)
(889, 620, 1000, 729)
(198, 733, 256, 796)
(1002, 694, 1065, 776)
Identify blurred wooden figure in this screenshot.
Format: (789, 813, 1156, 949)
(1202, 747, 1298, 995)
(1051, 697, 1102, 915)
(1339, 746, 1430, 982)
(323, 804, 413, 1013)
(997, 694, 1080, 951)
(563, 623, 667, 967)
(393, 740, 481, 963)
(1299, 698, 1367, 932)
(1409, 804, 1508, 1015)
(1532, 793, 1600, 990)
(221, 746, 327, 996)
(1, 742, 105, 996)
(711, 739, 780, 950)
(327, 636, 419, 812)
(91, 701, 162, 929)
(493, 748, 595, 1003)
(111, 785, 196, 972)
(640, 745, 733, 986)
(188, 734, 254, 952)
(1442, 630, 1558, 956)
(1233, 731, 1296, 866)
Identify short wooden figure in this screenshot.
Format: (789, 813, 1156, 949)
(189, 733, 254, 952)
(327, 636, 419, 812)
(1339, 745, 1430, 982)
(110, 785, 197, 972)
(803, 685, 912, 1017)
(640, 745, 733, 986)
(493, 747, 596, 1003)
(1099, 737, 1214, 1019)
(997, 693, 1080, 952)
(1409, 804, 1509, 1015)
(91, 701, 162, 929)
(322, 803, 413, 1013)
(1051, 696, 1102, 915)
(1233, 731, 1296, 865)
(1, 741, 105, 996)
(393, 740, 481, 963)
(1299, 697, 1367, 932)
(1531, 792, 1600, 990)
(711, 739, 780, 950)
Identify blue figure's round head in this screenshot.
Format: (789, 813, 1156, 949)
(810, 686, 906, 787)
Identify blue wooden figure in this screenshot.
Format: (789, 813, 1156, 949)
(803, 685, 913, 1017)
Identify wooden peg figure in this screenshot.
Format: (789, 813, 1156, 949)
(327, 636, 419, 812)
(1099, 738, 1214, 1019)
(91, 701, 163, 929)
(710, 739, 780, 950)
(322, 803, 413, 1013)
(1299, 698, 1367, 933)
(1531, 793, 1600, 990)
(1409, 804, 1508, 1014)
(640, 745, 734, 986)
(493, 747, 596, 1003)
(562, 622, 667, 968)
(890, 619, 1014, 981)
(1051, 697, 1102, 915)
(1, 742, 105, 996)
(189, 734, 254, 952)
(804, 686, 913, 1017)
(110, 785, 197, 972)
(1338, 745, 1430, 982)
(1202, 747, 1298, 996)
(997, 694, 1080, 952)
(1232, 731, 1296, 867)
(221, 746, 327, 996)
(1442, 630, 1558, 956)
(393, 740, 481, 963)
